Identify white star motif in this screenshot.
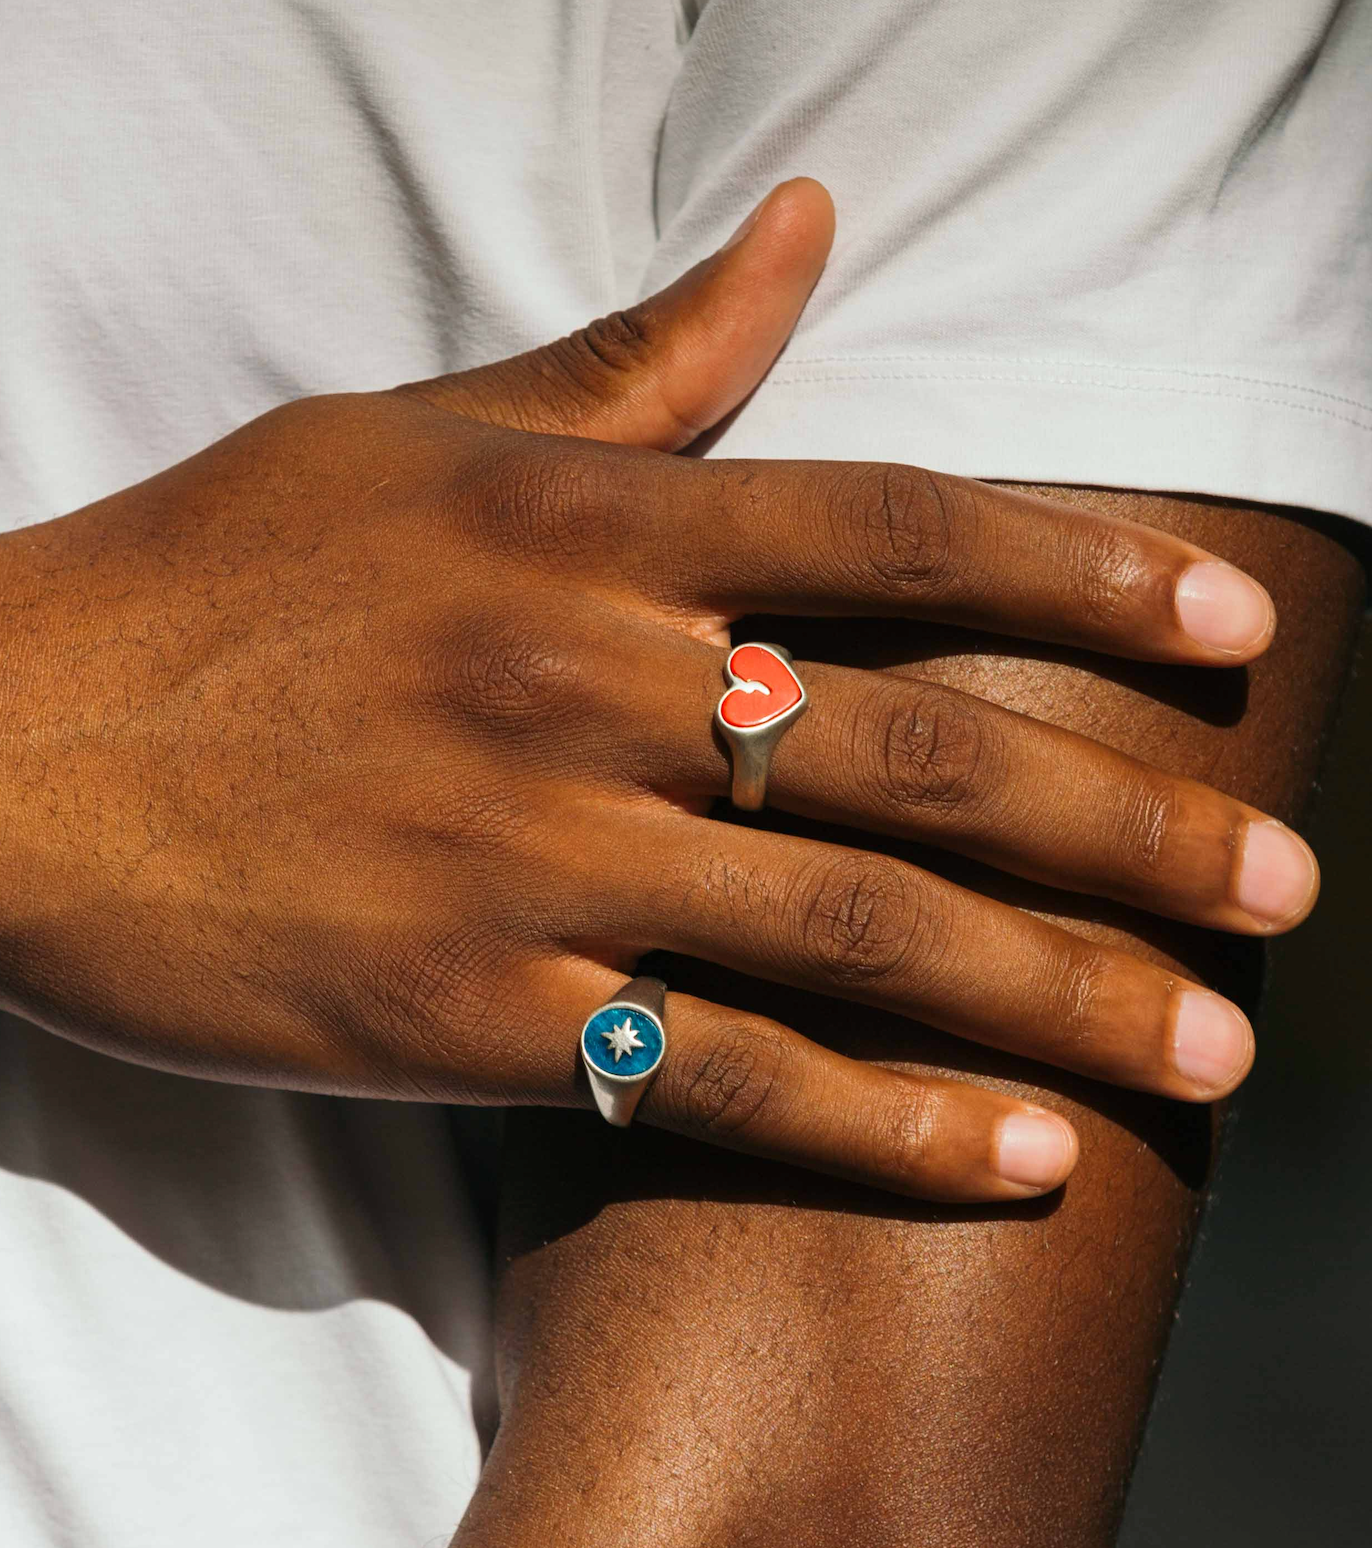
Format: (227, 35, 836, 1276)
(602, 1015, 645, 1064)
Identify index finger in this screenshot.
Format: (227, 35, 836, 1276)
(650, 458, 1275, 665)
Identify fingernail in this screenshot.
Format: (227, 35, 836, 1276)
(995, 1111, 1075, 1190)
(1175, 561, 1274, 654)
(1171, 990, 1253, 1094)
(1236, 820, 1318, 927)
(720, 192, 770, 252)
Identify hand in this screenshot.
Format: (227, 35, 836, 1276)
(0, 181, 1316, 1202)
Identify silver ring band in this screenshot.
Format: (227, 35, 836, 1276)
(714, 642, 808, 811)
(580, 975, 667, 1126)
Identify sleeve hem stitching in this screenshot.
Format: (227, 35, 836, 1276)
(774, 354, 1372, 416)
(765, 366, 1372, 434)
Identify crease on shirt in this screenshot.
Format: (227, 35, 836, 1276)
(1210, 0, 1352, 211)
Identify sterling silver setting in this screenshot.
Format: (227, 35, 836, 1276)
(714, 642, 808, 811)
(579, 975, 668, 1127)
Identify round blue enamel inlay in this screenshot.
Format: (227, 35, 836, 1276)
(582, 1006, 664, 1079)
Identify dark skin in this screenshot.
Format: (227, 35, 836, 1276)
(0, 180, 1352, 1539)
(1, 184, 1312, 1207)
(457, 488, 1363, 1546)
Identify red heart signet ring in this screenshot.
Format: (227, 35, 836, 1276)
(714, 642, 808, 811)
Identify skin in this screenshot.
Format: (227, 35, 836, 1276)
(458, 487, 1363, 1548)
(0, 180, 1353, 1535)
(0, 184, 1312, 1210)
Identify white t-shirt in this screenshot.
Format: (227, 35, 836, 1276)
(0, 2, 1367, 1542)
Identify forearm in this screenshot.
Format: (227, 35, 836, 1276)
(456, 488, 1363, 1547)
(0, 523, 68, 1020)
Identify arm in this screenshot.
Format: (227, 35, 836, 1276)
(457, 489, 1362, 1546)
(456, 7, 1368, 1537)
(1, 189, 1292, 1187)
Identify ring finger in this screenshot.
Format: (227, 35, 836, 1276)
(630, 639, 1317, 936)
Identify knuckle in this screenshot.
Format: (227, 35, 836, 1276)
(361, 923, 515, 1098)
(389, 928, 491, 1030)
(793, 853, 916, 986)
(541, 305, 661, 407)
(870, 1078, 944, 1180)
(1055, 949, 1116, 1051)
(486, 441, 606, 564)
(875, 683, 992, 815)
(842, 463, 966, 596)
(690, 850, 769, 922)
(570, 306, 658, 377)
(256, 390, 353, 433)
(438, 784, 541, 859)
(438, 603, 585, 732)
(521, 303, 699, 447)
(665, 1022, 790, 1139)
(1068, 522, 1148, 632)
(1116, 780, 1185, 889)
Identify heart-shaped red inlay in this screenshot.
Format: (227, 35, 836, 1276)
(718, 645, 804, 729)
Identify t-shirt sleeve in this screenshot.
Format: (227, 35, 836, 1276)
(646, 0, 1372, 523)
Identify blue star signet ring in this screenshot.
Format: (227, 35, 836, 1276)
(580, 976, 667, 1127)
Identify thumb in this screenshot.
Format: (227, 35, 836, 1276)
(403, 178, 835, 451)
